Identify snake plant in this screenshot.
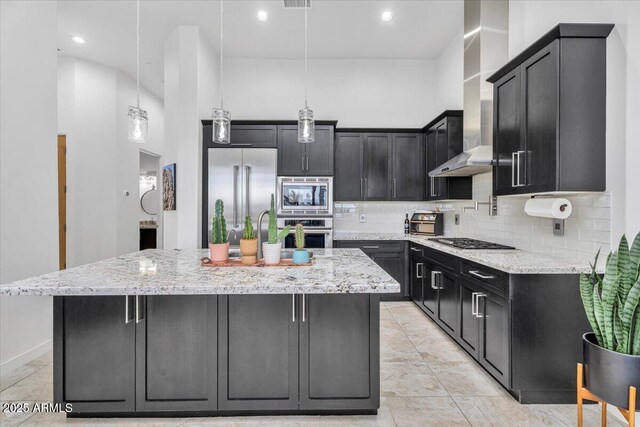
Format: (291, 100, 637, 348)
(579, 232, 640, 355)
(211, 199, 228, 244)
(267, 194, 290, 244)
(242, 216, 256, 240)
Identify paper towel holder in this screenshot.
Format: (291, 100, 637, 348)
(530, 195, 568, 236)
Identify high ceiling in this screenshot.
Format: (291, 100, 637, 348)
(57, 0, 463, 98)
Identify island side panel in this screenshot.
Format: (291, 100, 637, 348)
(299, 294, 380, 411)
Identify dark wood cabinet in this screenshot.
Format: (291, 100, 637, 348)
(230, 125, 277, 148)
(334, 240, 408, 301)
(334, 133, 364, 201)
(435, 269, 458, 336)
(278, 125, 334, 176)
(362, 133, 391, 200)
(421, 261, 438, 316)
(457, 278, 481, 358)
(488, 24, 612, 196)
(299, 294, 379, 410)
(477, 289, 510, 387)
(218, 294, 299, 411)
(424, 112, 471, 201)
(55, 296, 136, 413)
(136, 296, 217, 412)
(391, 134, 424, 200)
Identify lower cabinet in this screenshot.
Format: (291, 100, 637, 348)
(477, 289, 510, 387)
(457, 278, 481, 358)
(435, 269, 458, 336)
(409, 246, 424, 303)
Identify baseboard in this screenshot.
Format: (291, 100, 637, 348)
(0, 339, 52, 375)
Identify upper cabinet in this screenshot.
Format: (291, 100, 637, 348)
(334, 131, 424, 202)
(424, 112, 471, 201)
(488, 23, 613, 196)
(278, 125, 334, 176)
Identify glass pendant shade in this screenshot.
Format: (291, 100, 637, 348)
(298, 107, 315, 143)
(212, 108, 231, 144)
(127, 106, 148, 143)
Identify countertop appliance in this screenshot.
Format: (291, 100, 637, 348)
(207, 148, 276, 246)
(430, 237, 515, 250)
(277, 176, 332, 216)
(277, 217, 333, 249)
(410, 212, 444, 236)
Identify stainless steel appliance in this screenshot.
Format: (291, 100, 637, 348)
(277, 176, 333, 216)
(410, 212, 444, 236)
(207, 148, 277, 246)
(278, 217, 333, 249)
(430, 238, 515, 250)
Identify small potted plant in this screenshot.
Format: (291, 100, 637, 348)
(292, 223, 309, 264)
(263, 194, 290, 265)
(209, 199, 229, 262)
(578, 232, 640, 416)
(240, 216, 257, 265)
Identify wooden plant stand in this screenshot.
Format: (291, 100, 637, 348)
(577, 363, 637, 427)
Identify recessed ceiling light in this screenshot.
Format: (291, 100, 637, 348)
(257, 10, 269, 21)
(70, 35, 86, 44)
(381, 11, 393, 22)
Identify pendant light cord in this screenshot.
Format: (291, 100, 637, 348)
(136, 0, 140, 108)
(219, 0, 224, 109)
(304, 1, 308, 108)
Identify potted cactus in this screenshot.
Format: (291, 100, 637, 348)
(578, 232, 640, 413)
(240, 216, 258, 265)
(292, 223, 310, 264)
(209, 199, 229, 262)
(262, 194, 290, 265)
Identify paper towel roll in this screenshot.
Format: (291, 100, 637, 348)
(524, 198, 572, 219)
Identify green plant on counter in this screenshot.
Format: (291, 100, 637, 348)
(242, 216, 256, 240)
(295, 223, 305, 250)
(579, 232, 640, 355)
(267, 194, 290, 244)
(211, 199, 228, 244)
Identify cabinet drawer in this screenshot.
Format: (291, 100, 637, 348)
(335, 240, 404, 255)
(424, 248, 458, 272)
(460, 262, 508, 296)
(408, 244, 424, 256)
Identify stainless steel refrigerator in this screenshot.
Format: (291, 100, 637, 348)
(207, 148, 277, 246)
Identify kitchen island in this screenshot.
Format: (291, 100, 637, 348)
(0, 249, 399, 417)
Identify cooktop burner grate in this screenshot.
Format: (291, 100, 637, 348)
(430, 238, 515, 250)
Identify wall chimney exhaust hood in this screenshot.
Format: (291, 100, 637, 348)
(430, 0, 508, 178)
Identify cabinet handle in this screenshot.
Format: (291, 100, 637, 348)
(233, 165, 240, 227)
(471, 292, 478, 317)
(475, 293, 486, 318)
(431, 271, 443, 289)
(416, 262, 424, 278)
(517, 150, 525, 187)
(393, 178, 397, 198)
(292, 294, 296, 322)
(135, 296, 144, 323)
(301, 156, 305, 172)
(302, 294, 306, 322)
(360, 178, 363, 198)
(306, 155, 309, 172)
(125, 295, 131, 324)
(410, 247, 421, 252)
(468, 270, 496, 280)
(364, 178, 368, 197)
(362, 245, 379, 249)
(511, 152, 517, 187)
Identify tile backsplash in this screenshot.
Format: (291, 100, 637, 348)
(334, 172, 611, 266)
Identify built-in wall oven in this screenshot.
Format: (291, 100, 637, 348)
(277, 217, 333, 249)
(277, 176, 333, 216)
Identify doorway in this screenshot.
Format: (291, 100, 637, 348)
(57, 135, 66, 269)
(139, 150, 162, 249)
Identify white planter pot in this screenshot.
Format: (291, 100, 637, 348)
(262, 242, 282, 265)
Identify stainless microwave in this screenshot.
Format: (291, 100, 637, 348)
(277, 176, 333, 216)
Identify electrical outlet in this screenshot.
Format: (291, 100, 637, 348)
(454, 214, 460, 225)
(359, 214, 367, 223)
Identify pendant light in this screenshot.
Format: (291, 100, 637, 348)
(128, 0, 148, 143)
(298, 1, 314, 143)
(212, 0, 231, 144)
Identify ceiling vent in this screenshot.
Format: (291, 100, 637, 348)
(283, 0, 310, 9)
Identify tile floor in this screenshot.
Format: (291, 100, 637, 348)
(0, 301, 626, 426)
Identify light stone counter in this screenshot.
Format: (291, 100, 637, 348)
(334, 232, 594, 274)
(0, 248, 401, 296)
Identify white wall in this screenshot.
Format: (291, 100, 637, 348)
(163, 26, 218, 249)
(57, 56, 164, 267)
(508, 0, 640, 242)
(0, 1, 58, 371)
(435, 30, 464, 111)
(224, 58, 438, 128)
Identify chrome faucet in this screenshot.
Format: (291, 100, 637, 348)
(463, 196, 498, 216)
(256, 209, 270, 259)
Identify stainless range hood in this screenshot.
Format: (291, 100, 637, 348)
(430, 0, 508, 178)
(428, 145, 493, 177)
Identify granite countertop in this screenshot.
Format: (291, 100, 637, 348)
(334, 232, 594, 274)
(0, 249, 400, 296)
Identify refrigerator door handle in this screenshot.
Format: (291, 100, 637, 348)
(245, 165, 251, 219)
(233, 165, 240, 227)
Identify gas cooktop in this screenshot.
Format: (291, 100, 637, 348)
(430, 238, 515, 250)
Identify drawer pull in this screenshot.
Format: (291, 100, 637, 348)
(362, 245, 380, 249)
(469, 270, 496, 280)
(410, 247, 422, 252)
(475, 293, 486, 318)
